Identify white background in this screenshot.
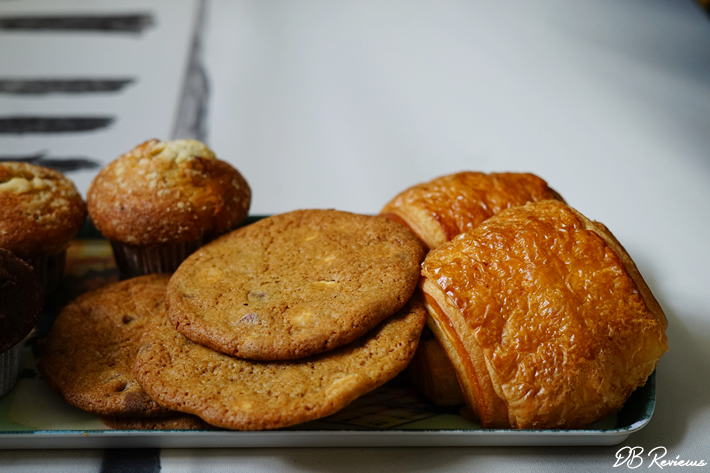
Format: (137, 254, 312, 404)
(1, 0, 710, 471)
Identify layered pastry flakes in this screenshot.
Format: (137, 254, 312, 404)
(420, 200, 667, 429)
(381, 171, 562, 250)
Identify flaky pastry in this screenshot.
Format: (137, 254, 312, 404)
(381, 171, 563, 250)
(420, 200, 668, 429)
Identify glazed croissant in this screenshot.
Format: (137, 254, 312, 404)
(382, 171, 564, 407)
(381, 171, 563, 250)
(420, 200, 668, 429)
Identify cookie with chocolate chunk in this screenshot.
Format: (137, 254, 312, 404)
(135, 297, 427, 430)
(39, 274, 174, 417)
(167, 209, 425, 360)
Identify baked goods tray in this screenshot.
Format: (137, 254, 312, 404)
(0, 222, 657, 449)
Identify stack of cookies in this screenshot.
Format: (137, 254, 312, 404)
(40, 209, 428, 430)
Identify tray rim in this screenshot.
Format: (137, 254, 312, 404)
(0, 221, 658, 448)
(0, 368, 657, 449)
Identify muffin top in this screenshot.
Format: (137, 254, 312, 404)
(0, 248, 43, 353)
(87, 139, 251, 246)
(0, 162, 87, 258)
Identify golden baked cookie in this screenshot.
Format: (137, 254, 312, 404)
(39, 274, 174, 417)
(167, 209, 426, 360)
(0, 162, 86, 291)
(381, 171, 562, 250)
(134, 298, 427, 430)
(420, 200, 668, 429)
(87, 139, 251, 277)
(99, 414, 215, 430)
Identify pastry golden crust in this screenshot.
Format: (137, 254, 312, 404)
(134, 298, 426, 431)
(381, 172, 562, 250)
(0, 162, 86, 258)
(87, 139, 250, 246)
(420, 200, 668, 429)
(167, 209, 425, 361)
(406, 324, 465, 406)
(39, 274, 174, 417)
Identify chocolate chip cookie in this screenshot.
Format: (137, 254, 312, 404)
(135, 297, 427, 430)
(39, 274, 174, 417)
(167, 209, 425, 360)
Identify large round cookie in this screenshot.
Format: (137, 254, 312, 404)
(167, 209, 426, 360)
(39, 274, 174, 417)
(135, 298, 427, 430)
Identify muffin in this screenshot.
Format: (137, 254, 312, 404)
(87, 139, 251, 277)
(0, 162, 87, 292)
(420, 200, 668, 429)
(0, 248, 43, 397)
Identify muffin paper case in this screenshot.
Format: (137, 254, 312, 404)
(0, 342, 24, 397)
(21, 251, 67, 294)
(110, 238, 204, 278)
(87, 139, 251, 279)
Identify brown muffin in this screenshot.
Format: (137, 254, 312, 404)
(0, 248, 43, 396)
(134, 298, 427, 431)
(420, 200, 668, 429)
(0, 162, 87, 292)
(167, 209, 426, 361)
(87, 139, 251, 277)
(39, 274, 175, 417)
(381, 171, 563, 250)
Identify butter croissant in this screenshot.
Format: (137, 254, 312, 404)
(382, 171, 563, 407)
(381, 171, 563, 250)
(420, 200, 668, 429)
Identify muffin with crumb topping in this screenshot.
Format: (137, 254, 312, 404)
(87, 139, 251, 277)
(0, 162, 87, 292)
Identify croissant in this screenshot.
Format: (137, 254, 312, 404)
(381, 171, 563, 250)
(382, 171, 563, 407)
(420, 200, 668, 429)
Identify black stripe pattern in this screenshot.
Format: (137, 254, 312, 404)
(0, 152, 101, 172)
(0, 14, 154, 33)
(0, 79, 135, 95)
(0, 117, 114, 134)
(100, 448, 161, 473)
